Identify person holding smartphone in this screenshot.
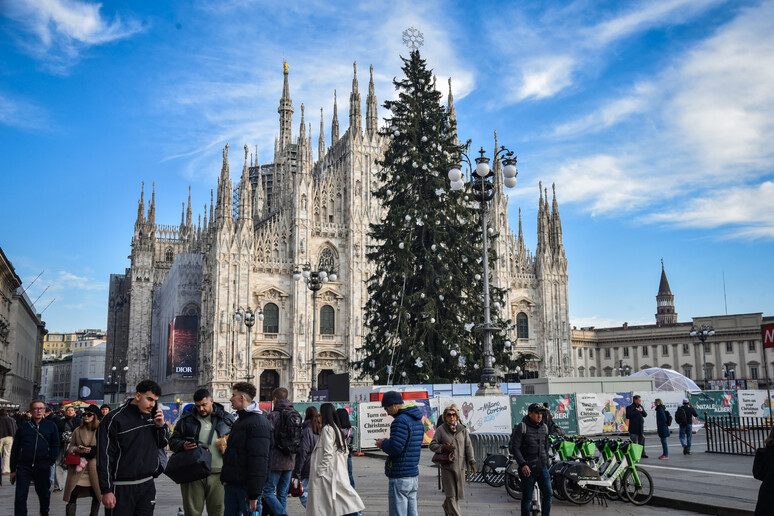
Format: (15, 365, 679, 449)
(97, 380, 169, 516)
(63, 404, 102, 516)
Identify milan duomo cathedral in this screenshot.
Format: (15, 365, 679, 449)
(107, 61, 571, 403)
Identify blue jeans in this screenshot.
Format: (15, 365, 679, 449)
(262, 470, 291, 516)
(679, 425, 693, 451)
(15, 464, 51, 516)
(519, 465, 552, 516)
(388, 476, 418, 516)
(224, 484, 254, 516)
(299, 477, 309, 508)
(660, 436, 669, 456)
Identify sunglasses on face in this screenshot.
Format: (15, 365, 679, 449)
(84, 414, 95, 417)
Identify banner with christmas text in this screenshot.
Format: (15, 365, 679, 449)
(509, 394, 578, 435)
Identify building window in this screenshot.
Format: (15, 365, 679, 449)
(165, 247, 174, 262)
(578, 348, 582, 358)
(604, 368, 612, 377)
(704, 343, 710, 354)
(683, 343, 690, 355)
(726, 342, 733, 353)
(263, 303, 279, 333)
(662, 345, 669, 356)
(749, 340, 756, 352)
(683, 365, 692, 378)
(319, 305, 335, 335)
(318, 247, 335, 273)
(642, 346, 649, 357)
(589, 368, 596, 377)
(706, 365, 714, 379)
(578, 368, 585, 377)
(604, 349, 611, 359)
(589, 348, 594, 358)
(751, 366, 759, 380)
(623, 347, 629, 357)
(516, 312, 529, 339)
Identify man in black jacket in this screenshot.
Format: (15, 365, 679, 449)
(0, 407, 17, 477)
(97, 379, 169, 516)
(625, 395, 648, 458)
(10, 399, 59, 516)
(510, 403, 552, 516)
(676, 398, 699, 455)
(169, 388, 234, 516)
(220, 381, 272, 516)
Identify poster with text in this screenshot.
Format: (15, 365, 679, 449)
(357, 399, 435, 449)
(738, 390, 773, 419)
(689, 390, 738, 420)
(167, 315, 198, 377)
(509, 394, 578, 435)
(437, 396, 512, 434)
(576, 393, 605, 435)
(639, 391, 686, 431)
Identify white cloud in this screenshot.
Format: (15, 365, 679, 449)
(2, 0, 143, 72)
(0, 91, 48, 130)
(514, 56, 576, 101)
(52, 270, 107, 292)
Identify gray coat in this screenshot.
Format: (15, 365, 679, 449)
(429, 422, 475, 500)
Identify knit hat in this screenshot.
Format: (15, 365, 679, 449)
(84, 404, 102, 420)
(682, 398, 689, 404)
(381, 391, 404, 408)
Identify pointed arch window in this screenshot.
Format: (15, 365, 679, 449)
(320, 305, 335, 335)
(165, 247, 174, 262)
(516, 312, 529, 339)
(263, 303, 279, 333)
(318, 247, 335, 273)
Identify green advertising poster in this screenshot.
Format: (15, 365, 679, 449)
(688, 390, 738, 420)
(509, 394, 578, 435)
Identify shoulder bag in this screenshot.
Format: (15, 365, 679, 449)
(165, 423, 217, 484)
(753, 446, 768, 481)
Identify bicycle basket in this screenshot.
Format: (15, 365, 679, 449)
(558, 440, 576, 459)
(580, 441, 596, 457)
(625, 443, 644, 463)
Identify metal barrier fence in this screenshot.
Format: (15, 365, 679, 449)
(705, 413, 772, 455)
(468, 433, 510, 483)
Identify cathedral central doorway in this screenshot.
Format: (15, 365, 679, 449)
(259, 369, 279, 401)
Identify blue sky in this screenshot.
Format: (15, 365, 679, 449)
(1, 0, 773, 333)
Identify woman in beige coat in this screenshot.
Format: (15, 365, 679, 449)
(63, 404, 102, 516)
(429, 404, 476, 516)
(307, 403, 365, 516)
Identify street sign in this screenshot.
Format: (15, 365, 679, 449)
(763, 323, 774, 348)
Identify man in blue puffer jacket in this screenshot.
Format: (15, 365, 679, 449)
(376, 391, 424, 516)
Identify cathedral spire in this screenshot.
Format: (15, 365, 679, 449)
(209, 189, 214, 227)
(299, 103, 306, 142)
(253, 171, 265, 223)
(237, 144, 252, 222)
(331, 90, 340, 144)
(180, 202, 185, 229)
(656, 260, 678, 326)
(318, 107, 326, 160)
(447, 77, 457, 132)
(349, 62, 362, 137)
(148, 182, 156, 227)
(203, 203, 208, 232)
(518, 207, 525, 254)
(492, 131, 503, 194)
(216, 144, 232, 224)
(136, 181, 145, 226)
(186, 185, 192, 228)
(278, 60, 294, 149)
(551, 183, 564, 253)
(366, 64, 378, 139)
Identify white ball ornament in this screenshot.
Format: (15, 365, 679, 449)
(386, 189, 392, 196)
(399, 242, 405, 249)
(439, 294, 444, 301)
(405, 214, 412, 221)
(505, 340, 512, 348)
(430, 317, 436, 323)
(450, 350, 457, 357)
(493, 301, 501, 310)
(401, 371, 407, 378)
(487, 227, 494, 235)
(474, 274, 481, 281)
(474, 364, 479, 369)
(462, 256, 468, 263)
(412, 162, 418, 168)
(420, 293, 425, 298)
(421, 136, 428, 142)
(374, 375, 380, 381)
(431, 244, 437, 251)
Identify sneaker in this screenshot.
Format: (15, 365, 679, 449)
(641, 454, 649, 458)
(659, 455, 669, 459)
(687, 450, 692, 455)
(682, 445, 687, 455)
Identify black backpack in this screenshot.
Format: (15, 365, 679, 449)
(674, 406, 687, 425)
(275, 409, 302, 455)
(665, 410, 673, 426)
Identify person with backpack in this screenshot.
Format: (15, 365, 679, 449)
(675, 398, 699, 455)
(509, 403, 552, 516)
(655, 399, 670, 459)
(264, 387, 302, 516)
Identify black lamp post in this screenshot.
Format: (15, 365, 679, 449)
(690, 324, 715, 389)
(449, 145, 518, 395)
(618, 359, 631, 376)
(235, 306, 263, 382)
(294, 263, 337, 399)
(107, 297, 124, 402)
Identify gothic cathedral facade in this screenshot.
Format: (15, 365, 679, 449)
(116, 62, 572, 403)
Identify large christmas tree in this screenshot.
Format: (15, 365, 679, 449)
(354, 51, 518, 385)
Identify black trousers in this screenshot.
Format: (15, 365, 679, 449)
(106, 479, 156, 516)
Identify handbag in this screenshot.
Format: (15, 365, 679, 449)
(432, 450, 455, 464)
(64, 452, 81, 466)
(289, 477, 304, 497)
(165, 424, 217, 484)
(753, 447, 768, 481)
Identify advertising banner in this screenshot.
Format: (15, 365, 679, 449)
(509, 394, 578, 435)
(167, 315, 198, 377)
(77, 378, 104, 401)
(436, 396, 512, 434)
(639, 391, 686, 431)
(601, 392, 632, 433)
(357, 399, 435, 449)
(294, 402, 359, 429)
(738, 390, 773, 419)
(689, 390, 738, 420)
(576, 393, 605, 435)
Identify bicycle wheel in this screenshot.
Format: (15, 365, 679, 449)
(561, 476, 594, 505)
(505, 472, 522, 500)
(481, 454, 507, 487)
(622, 467, 654, 506)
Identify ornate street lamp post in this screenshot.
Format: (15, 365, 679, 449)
(294, 263, 337, 399)
(235, 307, 263, 382)
(449, 145, 518, 395)
(690, 324, 715, 389)
(618, 359, 631, 376)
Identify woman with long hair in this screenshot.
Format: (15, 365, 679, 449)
(63, 404, 102, 516)
(307, 403, 364, 516)
(429, 404, 475, 516)
(336, 408, 357, 488)
(294, 406, 321, 508)
(754, 425, 774, 515)
(655, 399, 670, 459)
